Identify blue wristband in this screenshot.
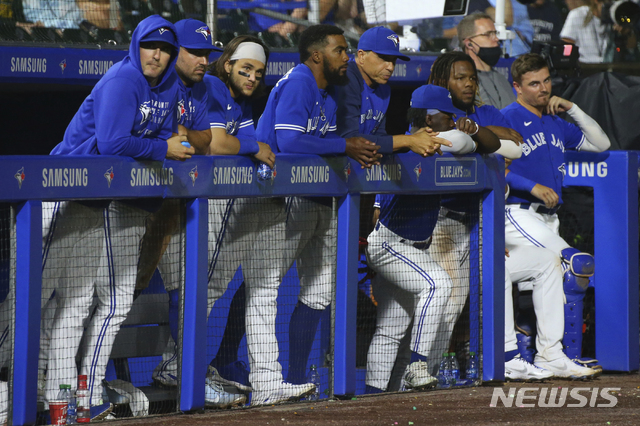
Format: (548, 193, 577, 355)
(505, 172, 537, 193)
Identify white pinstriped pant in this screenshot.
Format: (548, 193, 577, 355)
(364, 222, 453, 390)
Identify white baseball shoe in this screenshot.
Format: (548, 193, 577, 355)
(152, 369, 178, 388)
(250, 382, 315, 406)
(535, 355, 597, 380)
(207, 365, 252, 393)
(505, 355, 553, 381)
(402, 361, 437, 390)
(204, 379, 247, 409)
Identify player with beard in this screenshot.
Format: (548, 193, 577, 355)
(252, 24, 380, 404)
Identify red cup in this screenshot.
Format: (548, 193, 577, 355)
(49, 400, 68, 425)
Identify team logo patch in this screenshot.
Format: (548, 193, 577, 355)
(59, 59, 67, 74)
(414, 163, 422, 181)
(139, 101, 151, 125)
(271, 165, 277, 183)
(343, 162, 351, 182)
(387, 34, 399, 47)
(189, 165, 198, 186)
(558, 163, 566, 178)
(14, 167, 25, 189)
(178, 99, 186, 118)
(159, 27, 169, 35)
(416, 64, 422, 76)
(195, 26, 211, 40)
(104, 167, 114, 187)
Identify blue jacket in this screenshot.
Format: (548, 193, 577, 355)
(52, 15, 180, 161)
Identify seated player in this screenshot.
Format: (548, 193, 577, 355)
(365, 85, 479, 393)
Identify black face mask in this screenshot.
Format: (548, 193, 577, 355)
(477, 45, 502, 67)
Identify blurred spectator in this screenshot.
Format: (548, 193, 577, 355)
(559, 0, 636, 63)
(22, 0, 84, 29)
(458, 12, 516, 109)
(78, 0, 122, 29)
(528, 0, 563, 42)
(416, 0, 490, 51)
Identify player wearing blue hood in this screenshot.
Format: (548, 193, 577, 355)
(39, 15, 194, 419)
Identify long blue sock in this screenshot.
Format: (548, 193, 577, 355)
(211, 282, 247, 369)
(365, 385, 384, 394)
(287, 302, 324, 384)
(505, 349, 519, 362)
(411, 351, 427, 363)
(168, 289, 179, 343)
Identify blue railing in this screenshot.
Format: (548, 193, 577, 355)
(2, 150, 637, 425)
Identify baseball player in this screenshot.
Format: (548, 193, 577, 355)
(253, 24, 381, 402)
(41, 15, 193, 418)
(284, 26, 448, 386)
(504, 244, 595, 380)
(501, 53, 610, 376)
(365, 84, 479, 393)
(425, 51, 523, 360)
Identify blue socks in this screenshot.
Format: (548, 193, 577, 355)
(505, 349, 519, 363)
(168, 289, 179, 343)
(287, 302, 324, 384)
(211, 282, 247, 369)
(411, 351, 427, 363)
(365, 385, 384, 394)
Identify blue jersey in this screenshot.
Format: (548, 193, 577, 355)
(336, 61, 393, 153)
(204, 74, 258, 154)
(177, 79, 209, 132)
(501, 102, 585, 205)
(256, 64, 345, 155)
(52, 15, 179, 161)
(375, 194, 441, 242)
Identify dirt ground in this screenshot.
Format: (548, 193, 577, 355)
(106, 372, 640, 426)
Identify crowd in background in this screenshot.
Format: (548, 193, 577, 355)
(0, 0, 639, 63)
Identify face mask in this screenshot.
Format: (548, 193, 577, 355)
(477, 45, 502, 67)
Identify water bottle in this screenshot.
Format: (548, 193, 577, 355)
(466, 351, 479, 385)
(55, 384, 72, 425)
(76, 375, 90, 423)
(67, 390, 77, 424)
(257, 163, 272, 181)
(307, 364, 321, 401)
(449, 353, 460, 384)
(437, 353, 451, 388)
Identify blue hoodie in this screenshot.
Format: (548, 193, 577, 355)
(51, 15, 180, 161)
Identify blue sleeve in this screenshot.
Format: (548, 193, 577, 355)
(483, 105, 510, 128)
(206, 78, 228, 131)
(237, 103, 259, 155)
(558, 117, 585, 150)
(276, 129, 347, 154)
(94, 77, 168, 161)
(336, 80, 393, 153)
(192, 88, 209, 131)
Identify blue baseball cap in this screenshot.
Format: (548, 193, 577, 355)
(358, 26, 410, 61)
(410, 84, 465, 116)
(174, 19, 222, 51)
(140, 26, 177, 46)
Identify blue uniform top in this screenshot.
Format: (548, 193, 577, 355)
(501, 102, 585, 205)
(177, 78, 209, 132)
(204, 74, 259, 154)
(256, 64, 345, 154)
(375, 193, 440, 242)
(52, 15, 179, 161)
(441, 103, 510, 212)
(336, 60, 393, 153)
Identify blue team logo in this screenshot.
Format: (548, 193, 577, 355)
(158, 27, 169, 35)
(416, 64, 422, 76)
(104, 167, 114, 188)
(139, 101, 152, 125)
(343, 163, 351, 182)
(189, 165, 198, 186)
(59, 59, 67, 74)
(271, 165, 277, 183)
(414, 163, 422, 181)
(558, 163, 566, 178)
(226, 119, 239, 135)
(387, 34, 399, 47)
(195, 26, 211, 40)
(14, 167, 25, 189)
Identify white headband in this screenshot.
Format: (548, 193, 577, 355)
(230, 42, 266, 65)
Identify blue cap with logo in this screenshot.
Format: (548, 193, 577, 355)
(174, 19, 222, 51)
(358, 26, 410, 61)
(410, 84, 465, 116)
(140, 26, 177, 46)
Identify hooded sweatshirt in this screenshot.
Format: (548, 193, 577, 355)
(51, 15, 180, 161)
